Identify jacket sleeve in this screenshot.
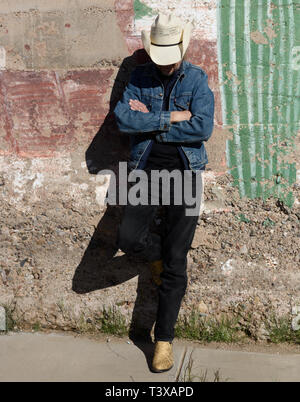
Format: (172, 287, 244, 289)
(156, 72, 214, 144)
(113, 68, 171, 134)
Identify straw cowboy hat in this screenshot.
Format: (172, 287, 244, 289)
(141, 13, 192, 66)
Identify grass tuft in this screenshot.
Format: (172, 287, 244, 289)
(267, 315, 300, 345)
(175, 310, 243, 343)
(32, 322, 42, 332)
(96, 306, 128, 337)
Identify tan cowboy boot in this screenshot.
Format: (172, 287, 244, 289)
(152, 341, 174, 373)
(149, 259, 163, 286)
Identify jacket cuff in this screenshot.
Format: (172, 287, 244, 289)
(159, 111, 171, 131)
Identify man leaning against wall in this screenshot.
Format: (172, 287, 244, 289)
(114, 13, 214, 373)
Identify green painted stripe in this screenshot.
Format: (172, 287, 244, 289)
(134, 0, 154, 20)
(220, 0, 298, 207)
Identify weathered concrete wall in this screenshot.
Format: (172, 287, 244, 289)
(0, 0, 128, 70)
(0, 0, 298, 198)
(0, 0, 299, 338)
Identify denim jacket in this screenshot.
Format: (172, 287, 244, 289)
(114, 60, 214, 172)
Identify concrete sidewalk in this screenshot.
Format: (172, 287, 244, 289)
(0, 332, 299, 382)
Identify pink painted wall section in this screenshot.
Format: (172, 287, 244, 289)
(2, 71, 70, 158)
(60, 70, 113, 138)
(0, 1, 222, 159)
(0, 69, 113, 158)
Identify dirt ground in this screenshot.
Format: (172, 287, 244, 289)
(0, 172, 299, 341)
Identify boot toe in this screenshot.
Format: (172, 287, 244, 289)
(152, 341, 174, 373)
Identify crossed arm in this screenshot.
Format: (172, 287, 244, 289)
(114, 69, 214, 143)
(129, 99, 192, 123)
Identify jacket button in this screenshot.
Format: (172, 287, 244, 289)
(159, 93, 163, 97)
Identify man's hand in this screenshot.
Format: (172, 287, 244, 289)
(170, 111, 192, 123)
(129, 99, 149, 113)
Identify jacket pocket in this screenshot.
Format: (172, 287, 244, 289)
(174, 94, 192, 110)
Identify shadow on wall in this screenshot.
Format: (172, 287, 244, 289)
(72, 50, 159, 355)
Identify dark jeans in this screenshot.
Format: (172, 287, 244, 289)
(116, 169, 202, 342)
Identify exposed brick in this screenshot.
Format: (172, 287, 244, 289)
(115, 9, 134, 35)
(60, 69, 113, 139)
(2, 71, 71, 157)
(0, 69, 115, 157)
(186, 40, 218, 81)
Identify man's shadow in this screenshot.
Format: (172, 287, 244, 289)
(72, 49, 159, 370)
